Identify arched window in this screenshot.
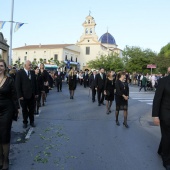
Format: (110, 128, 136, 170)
(65, 55, 67, 60)
(85, 28, 88, 34)
(90, 28, 92, 34)
(71, 56, 73, 61)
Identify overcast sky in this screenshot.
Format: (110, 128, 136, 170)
(1, 0, 170, 53)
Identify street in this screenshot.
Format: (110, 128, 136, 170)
(10, 83, 163, 170)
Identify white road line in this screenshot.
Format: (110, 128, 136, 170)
(138, 100, 153, 102)
(147, 103, 153, 105)
(25, 127, 34, 139)
(131, 98, 153, 100)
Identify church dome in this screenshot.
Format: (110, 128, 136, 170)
(99, 32, 116, 45)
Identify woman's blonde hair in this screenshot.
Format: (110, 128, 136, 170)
(0, 59, 8, 76)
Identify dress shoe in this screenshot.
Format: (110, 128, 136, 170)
(98, 103, 101, 106)
(123, 122, 129, 128)
(30, 123, 36, 127)
(106, 110, 109, 115)
(166, 165, 170, 170)
(109, 110, 111, 113)
(23, 124, 27, 128)
(116, 121, 120, 126)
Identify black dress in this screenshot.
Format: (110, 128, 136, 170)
(0, 77, 19, 144)
(115, 79, 129, 111)
(39, 70, 49, 93)
(104, 78, 115, 101)
(68, 75, 77, 90)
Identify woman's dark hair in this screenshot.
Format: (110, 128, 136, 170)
(117, 71, 126, 80)
(34, 66, 39, 70)
(0, 59, 7, 76)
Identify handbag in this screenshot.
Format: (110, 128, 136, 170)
(106, 90, 110, 96)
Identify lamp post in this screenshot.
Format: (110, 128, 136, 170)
(9, 0, 14, 65)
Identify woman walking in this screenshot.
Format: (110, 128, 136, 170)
(39, 63, 49, 106)
(115, 71, 129, 128)
(0, 59, 19, 170)
(104, 71, 115, 114)
(68, 68, 77, 99)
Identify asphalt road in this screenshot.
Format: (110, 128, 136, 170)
(10, 83, 164, 170)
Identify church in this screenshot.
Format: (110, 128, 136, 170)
(12, 14, 123, 70)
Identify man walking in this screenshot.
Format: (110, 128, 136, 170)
(54, 68, 64, 92)
(15, 60, 38, 128)
(152, 67, 170, 170)
(95, 68, 106, 106)
(89, 70, 97, 102)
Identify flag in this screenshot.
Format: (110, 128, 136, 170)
(0, 21, 5, 30)
(14, 22, 24, 32)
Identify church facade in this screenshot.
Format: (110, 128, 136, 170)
(12, 14, 122, 70)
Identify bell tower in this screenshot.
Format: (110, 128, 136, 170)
(78, 14, 99, 44)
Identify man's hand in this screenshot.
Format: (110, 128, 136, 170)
(19, 97, 24, 100)
(153, 117, 160, 126)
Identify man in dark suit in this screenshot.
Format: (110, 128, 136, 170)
(83, 70, 89, 88)
(152, 67, 170, 170)
(54, 68, 64, 92)
(15, 60, 38, 128)
(95, 68, 106, 106)
(89, 70, 97, 102)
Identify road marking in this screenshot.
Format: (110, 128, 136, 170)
(138, 100, 153, 102)
(25, 127, 34, 139)
(131, 98, 153, 100)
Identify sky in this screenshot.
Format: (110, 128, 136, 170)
(0, 0, 170, 53)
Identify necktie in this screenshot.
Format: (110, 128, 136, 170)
(101, 73, 103, 79)
(28, 71, 31, 80)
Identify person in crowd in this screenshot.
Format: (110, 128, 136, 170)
(54, 68, 64, 92)
(83, 70, 89, 88)
(15, 60, 38, 128)
(115, 71, 129, 128)
(9, 68, 17, 81)
(95, 68, 106, 106)
(39, 63, 49, 105)
(0, 59, 20, 170)
(78, 71, 83, 85)
(34, 66, 43, 115)
(152, 67, 170, 170)
(104, 71, 115, 114)
(137, 73, 141, 86)
(139, 74, 147, 92)
(89, 70, 97, 102)
(48, 71, 54, 90)
(68, 67, 77, 99)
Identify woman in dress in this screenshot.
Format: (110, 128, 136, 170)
(0, 59, 19, 170)
(39, 63, 49, 106)
(68, 68, 77, 99)
(104, 71, 115, 114)
(115, 71, 129, 128)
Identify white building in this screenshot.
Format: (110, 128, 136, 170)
(12, 14, 122, 70)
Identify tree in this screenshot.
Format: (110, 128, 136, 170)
(87, 53, 124, 71)
(123, 46, 157, 73)
(159, 43, 170, 58)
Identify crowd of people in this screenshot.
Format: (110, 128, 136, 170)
(0, 58, 170, 170)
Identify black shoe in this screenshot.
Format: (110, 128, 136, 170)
(42, 103, 45, 106)
(98, 103, 101, 106)
(106, 111, 109, 115)
(23, 124, 27, 128)
(116, 121, 120, 126)
(123, 122, 129, 128)
(109, 110, 111, 113)
(30, 123, 36, 127)
(166, 165, 170, 170)
(101, 102, 105, 105)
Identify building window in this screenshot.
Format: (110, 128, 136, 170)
(76, 58, 77, 62)
(54, 54, 58, 60)
(88, 40, 90, 42)
(44, 51, 46, 53)
(25, 52, 27, 54)
(44, 59, 46, 63)
(34, 51, 36, 53)
(90, 28, 92, 34)
(65, 55, 67, 60)
(24, 56, 27, 61)
(85, 28, 88, 34)
(86, 47, 90, 55)
(71, 56, 73, 61)
(88, 20, 90, 24)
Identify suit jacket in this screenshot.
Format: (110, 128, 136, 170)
(89, 74, 96, 88)
(152, 75, 170, 120)
(54, 71, 64, 82)
(15, 69, 38, 99)
(95, 73, 106, 90)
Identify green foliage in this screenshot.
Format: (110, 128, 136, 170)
(159, 43, 170, 57)
(87, 53, 124, 71)
(123, 46, 157, 73)
(0, 54, 2, 59)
